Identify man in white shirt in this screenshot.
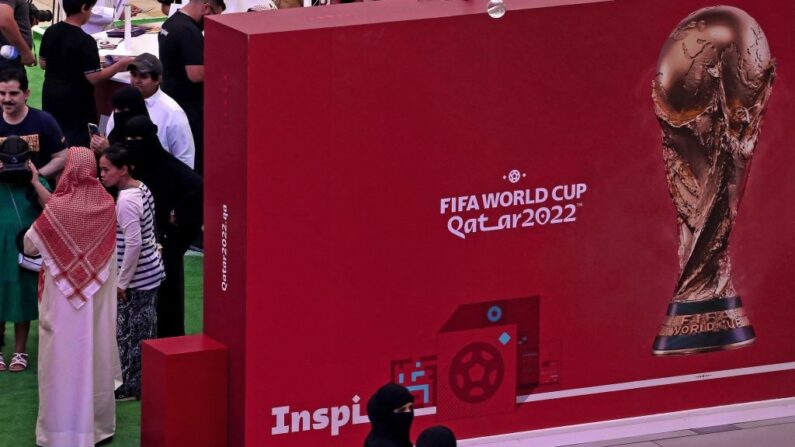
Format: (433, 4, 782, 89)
(106, 53, 195, 168)
(75, 0, 142, 35)
(80, 0, 121, 35)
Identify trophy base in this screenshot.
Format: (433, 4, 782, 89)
(652, 296, 755, 356)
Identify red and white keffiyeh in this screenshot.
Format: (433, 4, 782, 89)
(31, 147, 116, 309)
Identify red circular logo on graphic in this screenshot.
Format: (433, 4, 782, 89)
(449, 342, 504, 403)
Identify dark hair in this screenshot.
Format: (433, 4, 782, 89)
(194, 0, 226, 10)
(102, 144, 134, 171)
(416, 426, 457, 447)
(0, 68, 28, 91)
(130, 67, 160, 82)
(63, 0, 98, 15)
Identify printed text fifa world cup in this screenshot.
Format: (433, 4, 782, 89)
(439, 183, 587, 239)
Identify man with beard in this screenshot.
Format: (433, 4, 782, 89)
(158, 0, 225, 175)
(0, 69, 66, 179)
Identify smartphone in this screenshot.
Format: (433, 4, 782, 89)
(88, 123, 101, 136)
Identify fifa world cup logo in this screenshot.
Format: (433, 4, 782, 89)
(651, 6, 775, 355)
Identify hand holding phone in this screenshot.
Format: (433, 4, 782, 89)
(90, 134, 110, 155)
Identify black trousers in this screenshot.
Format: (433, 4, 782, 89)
(156, 223, 199, 338)
(41, 78, 96, 148)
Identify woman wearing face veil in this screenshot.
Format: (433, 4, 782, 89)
(90, 87, 149, 154)
(365, 383, 415, 447)
(107, 87, 149, 144)
(124, 116, 202, 338)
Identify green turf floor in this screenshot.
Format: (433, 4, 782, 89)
(28, 34, 44, 109)
(0, 255, 203, 447)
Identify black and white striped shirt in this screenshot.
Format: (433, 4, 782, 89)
(116, 183, 165, 291)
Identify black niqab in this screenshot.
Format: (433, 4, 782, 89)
(124, 116, 203, 236)
(109, 86, 149, 144)
(364, 383, 414, 447)
(416, 426, 457, 447)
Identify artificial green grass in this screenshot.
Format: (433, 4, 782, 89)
(0, 255, 203, 447)
(28, 34, 44, 109)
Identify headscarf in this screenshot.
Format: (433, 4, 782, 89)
(30, 147, 116, 309)
(108, 86, 149, 144)
(124, 115, 161, 170)
(364, 383, 415, 447)
(124, 116, 203, 235)
(416, 426, 457, 447)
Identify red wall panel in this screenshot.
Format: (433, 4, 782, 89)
(205, 0, 795, 445)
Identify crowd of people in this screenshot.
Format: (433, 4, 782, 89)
(0, 0, 212, 444)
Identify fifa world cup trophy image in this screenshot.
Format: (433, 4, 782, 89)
(651, 6, 775, 355)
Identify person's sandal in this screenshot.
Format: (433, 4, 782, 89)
(8, 352, 28, 372)
(0, 353, 6, 371)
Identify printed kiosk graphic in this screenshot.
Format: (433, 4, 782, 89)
(437, 297, 538, 420)
(198, 0, 795, 445)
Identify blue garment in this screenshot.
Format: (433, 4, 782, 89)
(0, 108, 67, 169)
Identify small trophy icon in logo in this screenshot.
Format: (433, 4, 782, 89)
(651, 6, 775, 355)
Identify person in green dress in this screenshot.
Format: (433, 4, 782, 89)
(0, 156, 50, 372)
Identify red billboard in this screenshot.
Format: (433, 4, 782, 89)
(204, 0, 795, 445)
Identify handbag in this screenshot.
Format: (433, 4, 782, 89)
(7, 185, 42, 272)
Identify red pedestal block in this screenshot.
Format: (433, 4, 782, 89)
(141, 335, 228, 447)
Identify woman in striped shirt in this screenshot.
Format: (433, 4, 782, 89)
(99, 144, 165, 400)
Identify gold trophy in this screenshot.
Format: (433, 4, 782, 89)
(651, 6, 775, 355)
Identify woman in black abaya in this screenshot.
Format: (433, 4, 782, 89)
(364, 383, 415, 447)
(90, 86, 149, 155)
(124, 116, 203, 338)
(108, 87, 149, 144)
